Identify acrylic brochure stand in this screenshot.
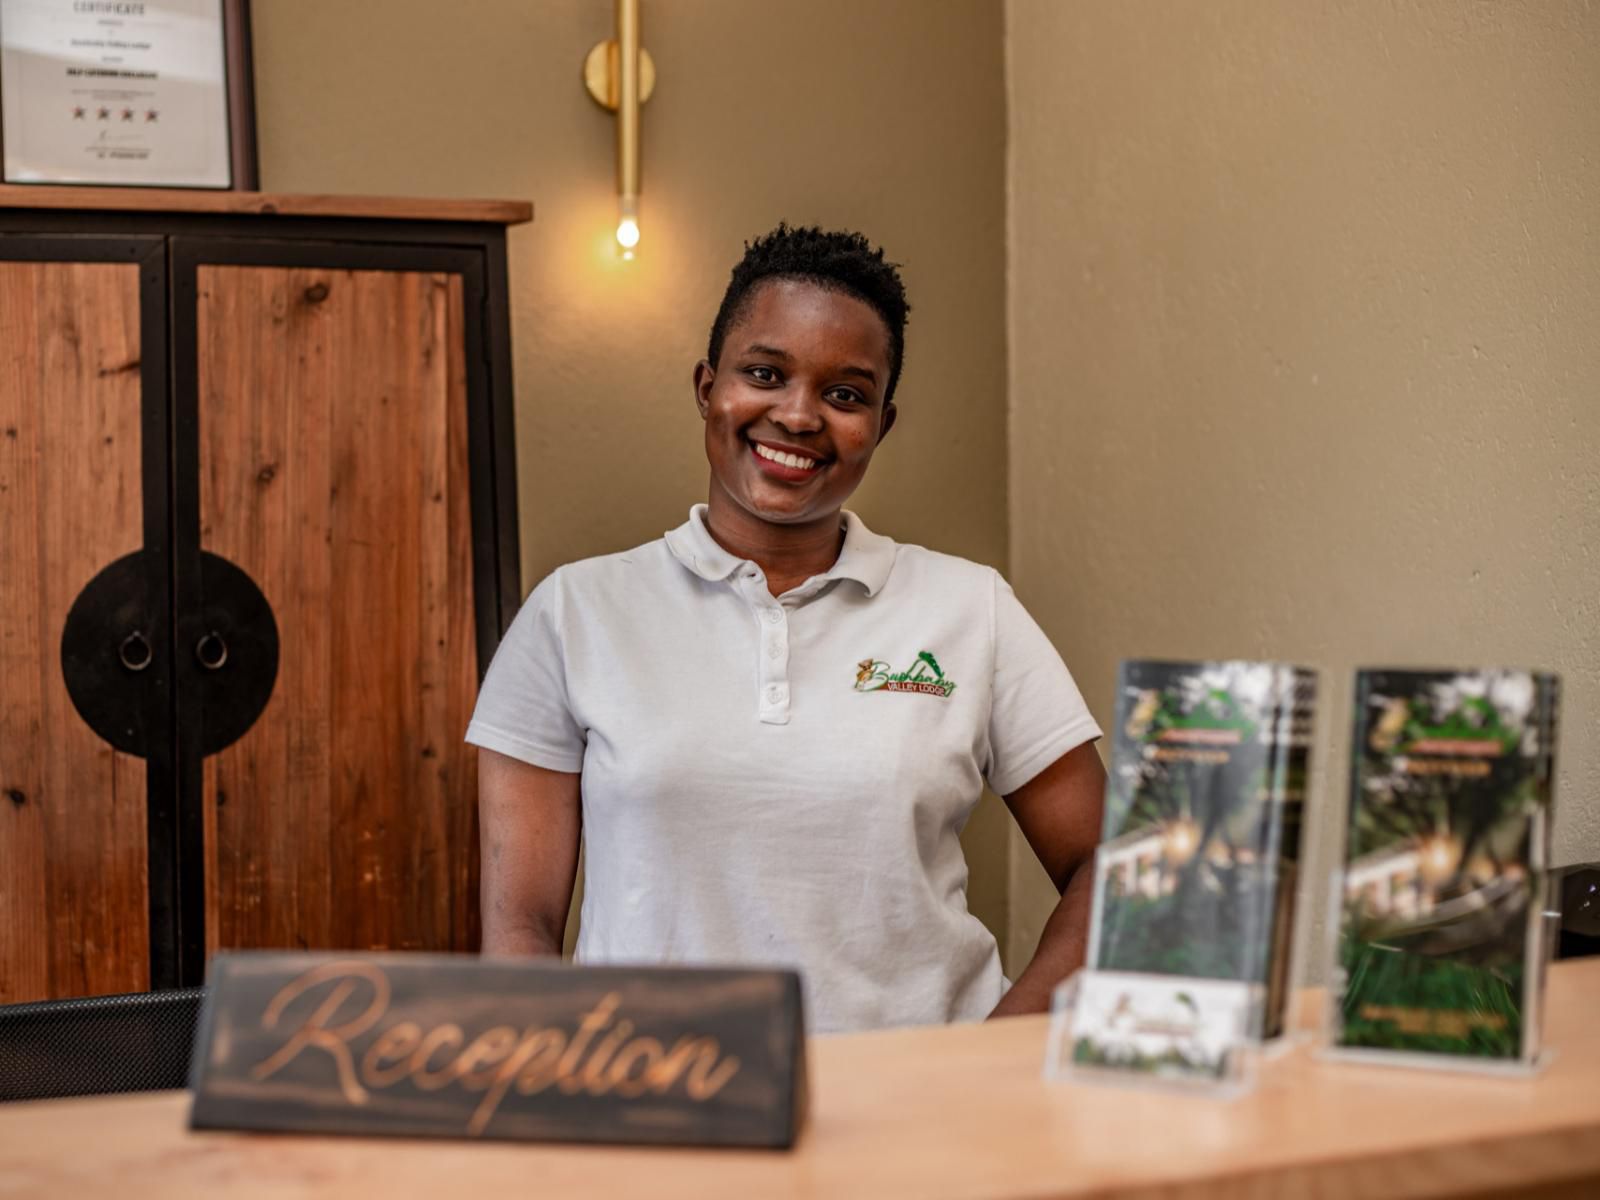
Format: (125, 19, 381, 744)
(1042, 660, 1318, 1100)
(1317, 668, 1560, 1079)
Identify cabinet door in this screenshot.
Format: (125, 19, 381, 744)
(181, 255, 482, 966)
(0, 241, 172, 1002)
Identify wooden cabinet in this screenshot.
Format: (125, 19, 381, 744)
(0, 189, 528, 1001)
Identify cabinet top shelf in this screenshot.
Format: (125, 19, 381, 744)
(0, 186, 532, 225)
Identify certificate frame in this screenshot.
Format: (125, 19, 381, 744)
(0, 0, 258, 190)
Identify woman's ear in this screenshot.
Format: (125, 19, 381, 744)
(692, 359, 715, 419)
(877, 400, 898, 445)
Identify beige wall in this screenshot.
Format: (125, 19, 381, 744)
(250, 0, 1598, 978)
(1006, 1, 1600, 975)
(249, 1, 1014, 942)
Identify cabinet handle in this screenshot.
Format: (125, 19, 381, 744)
(62, 551, 160, 757)
(118, 631, 153, 672)
(195, 631, 229, 670)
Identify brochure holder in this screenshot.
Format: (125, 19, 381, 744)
(1319, 668, 1560, 1077)
(1044, 660, 1317, 1098)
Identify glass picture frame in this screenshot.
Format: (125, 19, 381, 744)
(0, 0, 257, 188)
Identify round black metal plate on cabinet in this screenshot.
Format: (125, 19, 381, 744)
(182, 552, 279, 757)
(60, 551, 161, 758)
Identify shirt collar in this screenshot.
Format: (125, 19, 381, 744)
(664, 504, 896, 597)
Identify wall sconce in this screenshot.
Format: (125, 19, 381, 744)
(584, 0, 656, 260)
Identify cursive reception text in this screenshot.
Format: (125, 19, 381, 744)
(247, 962, 742, 1136)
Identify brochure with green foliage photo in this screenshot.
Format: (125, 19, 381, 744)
(1332, 668, 1559, 1065)
(1086, 660, 1316, 1042)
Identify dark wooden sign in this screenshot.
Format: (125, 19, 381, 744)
(188, 953, 807, 1149)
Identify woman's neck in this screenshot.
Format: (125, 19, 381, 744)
(703, 492, 845, 598)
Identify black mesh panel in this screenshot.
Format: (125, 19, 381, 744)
(0, 988, 206, 1102)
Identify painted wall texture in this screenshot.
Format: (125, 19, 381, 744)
(1006, 0, 1599, 976)
(249, 1, 1014, 945)
(248, 0, 1596, 980)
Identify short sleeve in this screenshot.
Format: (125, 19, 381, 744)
(983, 570, 1102, 796)
(464, 571, 586, 773)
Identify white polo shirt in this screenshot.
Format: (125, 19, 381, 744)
(466, 505, 1100, 1033)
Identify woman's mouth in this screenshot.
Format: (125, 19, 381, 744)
(749, 439, 825, 480)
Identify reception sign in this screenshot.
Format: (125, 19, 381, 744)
(189, 953, 809, 1148)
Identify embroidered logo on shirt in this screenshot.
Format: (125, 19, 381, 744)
(853, 651, 957, 698)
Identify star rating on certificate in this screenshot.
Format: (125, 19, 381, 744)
(78, 105, 156, 123)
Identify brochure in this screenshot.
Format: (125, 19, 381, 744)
(1331, 668, 1559, 1066)
(1070, 659, 1316, 1085)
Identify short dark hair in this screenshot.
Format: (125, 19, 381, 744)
(706, 223, 911, 403)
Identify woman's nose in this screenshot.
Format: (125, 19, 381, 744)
(769, 385, 824, 433)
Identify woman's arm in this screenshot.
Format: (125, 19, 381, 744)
(989, 739, 1107, 1017)
(478, 747, 583, 958)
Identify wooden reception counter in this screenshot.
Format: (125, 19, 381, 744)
(1, 957, 1597, 1199)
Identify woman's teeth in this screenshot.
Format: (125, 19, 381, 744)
(753, 442, 818, 470)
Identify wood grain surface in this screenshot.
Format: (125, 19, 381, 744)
(195, 266, 479, 959)
(2, 958, 1598, 1199)
(0, 186, 531, 225)
(0, 261, 149, 1003)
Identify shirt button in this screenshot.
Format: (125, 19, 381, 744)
(764, 609, 782, 624)
(767, 640, 783, 659)
(766, 684, 786, 703)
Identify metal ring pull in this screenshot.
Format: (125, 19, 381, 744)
(195, 631, 228, 670)
(118, 631, 152, 673)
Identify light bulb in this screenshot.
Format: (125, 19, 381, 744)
(616, 195, 640, 259)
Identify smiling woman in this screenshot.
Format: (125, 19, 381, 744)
(695, 272, 898, 592)
(467, 225, 1108, 1033)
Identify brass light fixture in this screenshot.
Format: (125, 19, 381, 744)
(584, 0, 656, 259)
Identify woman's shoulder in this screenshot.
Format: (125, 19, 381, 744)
(523, 534, 676, 606)
(846, 511, 1000, 592)
(875, 532, 1001, 592)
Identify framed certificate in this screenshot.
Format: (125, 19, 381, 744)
(0, 0, 256, 188)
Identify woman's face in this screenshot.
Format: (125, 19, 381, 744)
(694, 278, 897, 530)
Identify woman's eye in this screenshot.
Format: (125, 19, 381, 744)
(747, 366, 779, 384)
(827, 388, 864, 405)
